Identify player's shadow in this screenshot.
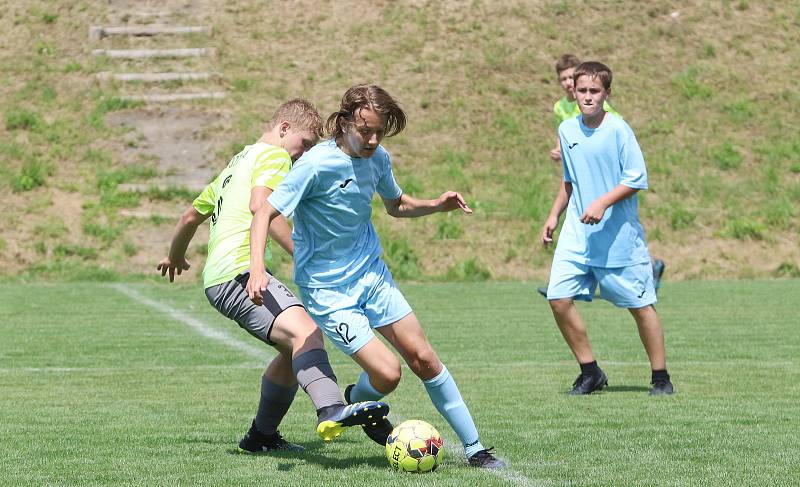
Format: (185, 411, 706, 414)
(603, 385, 650, 393)
(225, 439, 387, 469)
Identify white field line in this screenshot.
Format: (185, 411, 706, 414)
(107, 284, 270, 361)
(0, 364, 262, 374)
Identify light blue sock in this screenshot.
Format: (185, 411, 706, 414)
(423, 365, 485, 458)
(349, 371, 385, 402)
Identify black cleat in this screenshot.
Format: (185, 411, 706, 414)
(239, 421, 305, 453)
(468, 447, 506, 469)
(649, 378, 674, 396)
(344, 384, 394, 446)
(569, 369, 608, 395)
(537, 286, 549, 298)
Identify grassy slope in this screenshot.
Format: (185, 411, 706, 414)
(0, 0, 799, 281)
(1, 280, 798, 486)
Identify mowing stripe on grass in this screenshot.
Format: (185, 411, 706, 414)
(107, 284, 270, 361)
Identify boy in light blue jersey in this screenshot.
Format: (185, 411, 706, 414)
(247, 85, 506, 469)
(541, 62, 674, 396)
(538, 54, 664, 298)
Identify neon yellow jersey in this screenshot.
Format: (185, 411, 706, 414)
(553, 96, 621, 124)
(193, 142, 292, 289)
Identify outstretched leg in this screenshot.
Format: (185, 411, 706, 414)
(378, 313, 505, 468)
(270, 306, 390, 441)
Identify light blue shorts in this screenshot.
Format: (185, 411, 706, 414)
(298, 259, 413, 355)
(546, 258, 657, 308)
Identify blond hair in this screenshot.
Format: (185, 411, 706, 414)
(268, 98, 323, 138)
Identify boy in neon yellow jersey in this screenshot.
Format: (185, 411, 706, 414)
(157, 99, 389, 452)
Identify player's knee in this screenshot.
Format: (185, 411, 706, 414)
(407, 348, 440, 379)
(275, 308, 325, 351)
(549, 298, 572, 315)
(371, 365, 401, 393)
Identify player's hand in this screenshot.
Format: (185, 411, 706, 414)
(580, 201, 607, 225)
(549, 147, 561, 162)
(157, 256, 190, 282)
(247, 268, 270, 306)
(435, 191, 473, 214)
(541, 215, 559, 248)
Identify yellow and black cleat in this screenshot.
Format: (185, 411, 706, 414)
(316, 401, 389, 442)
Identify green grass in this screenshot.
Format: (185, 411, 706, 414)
(1, 280, 798, 486)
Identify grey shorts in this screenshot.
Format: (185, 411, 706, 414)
(204, 272, 303, 346)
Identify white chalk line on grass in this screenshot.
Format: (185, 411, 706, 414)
(0, 364, 263, 374)
(107, 284, 271, 361)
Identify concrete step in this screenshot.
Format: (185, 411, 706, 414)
(96, 71, 221, 83)
(118, 92, 226, 102)
(91, 47, 214, 59)
(89, 25, 212, 40)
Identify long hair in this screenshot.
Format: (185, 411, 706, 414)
(325, 85, 406, 139)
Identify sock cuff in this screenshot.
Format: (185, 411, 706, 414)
(423, 364, 450, 387)
(262, 377, 299, 403)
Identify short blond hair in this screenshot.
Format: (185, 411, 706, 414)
(268, 98, 323, 138)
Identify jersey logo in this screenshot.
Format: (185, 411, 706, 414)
(222, 175, 232, 188)
(568, 142, 579, 149)
(339, 178, 354, 189)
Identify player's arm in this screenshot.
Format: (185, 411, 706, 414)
(248, 193, 284, 306)
(157, 205, 211, 282)
(250, 186, 293, 256)
(581, 184, 638, 225)
(541, 181, 571, 248)
(549, 135, 562, 162)
(382, 191, 472, 218)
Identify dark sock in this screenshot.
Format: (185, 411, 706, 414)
(292, 349, 345, 414)
(651, 369, 670, 382)
(254, 376, 298, 435)
(315, 404, 343, 423)
(579, 360, 601, 376)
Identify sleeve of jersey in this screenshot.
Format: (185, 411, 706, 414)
(252, 149, 292, 190)
(267, 161, 317, 219)
(192, 182, 216, 215)
(619, 126, 648, 190)
(376, 151, 403, 200)
(558, 126, 573, 183)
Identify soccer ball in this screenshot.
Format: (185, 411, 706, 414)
(385, 420, 444, 473)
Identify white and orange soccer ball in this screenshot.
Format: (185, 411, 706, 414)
(385, 420, 444, 473)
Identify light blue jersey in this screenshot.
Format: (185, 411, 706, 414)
(555, 114, 651, 267)
(267, 139, 403, 288)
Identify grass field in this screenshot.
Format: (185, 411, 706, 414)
(1, 280, 799, 486)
